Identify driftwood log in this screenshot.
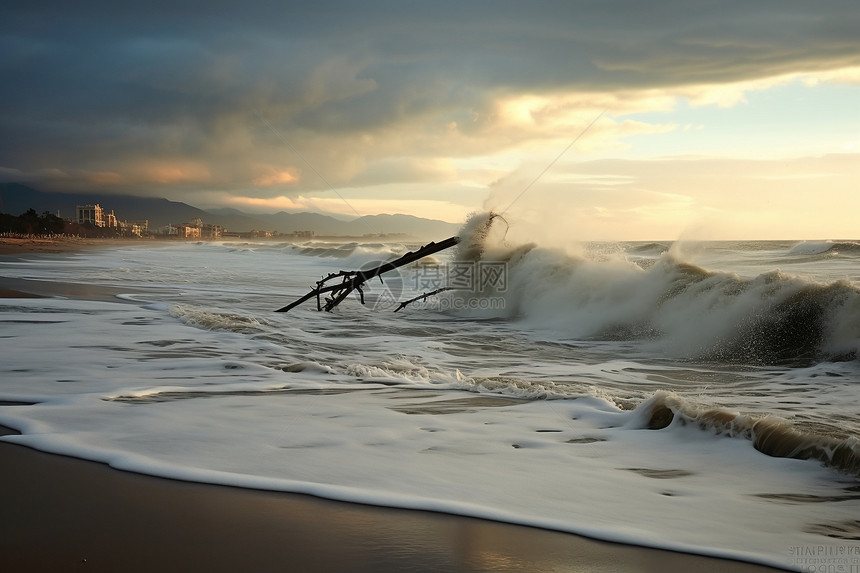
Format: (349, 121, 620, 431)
(276, 236, 461, 312)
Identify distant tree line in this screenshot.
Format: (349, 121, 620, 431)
(0, 208, 120, 238)
(1, 208, 65, 235)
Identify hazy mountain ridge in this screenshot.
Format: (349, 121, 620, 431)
(0, 184, 461, 238)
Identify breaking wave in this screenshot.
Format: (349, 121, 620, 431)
(633, 391, 860, 476)
(446, 213, 860, 366)
(627, 242, 671, 256)
(345, 357, 596, 399)
(341, 355, 860, 476)
(170, 304, 268, 333)
(286, 241, 406, 262)
(787, 240, 860, 258)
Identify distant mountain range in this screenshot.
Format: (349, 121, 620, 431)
(0, 183, 462, 239)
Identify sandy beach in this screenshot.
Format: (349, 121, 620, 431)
(0, 430, 785, 573)
(0, 236, 146, 255)
(0, 237, 162, 299)
(0, 240, 787, 572)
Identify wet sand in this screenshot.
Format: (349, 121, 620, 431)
(0, 275, 129, 301)
(0, 286, 45, 298)
(0, 242, 787, 572)
(0, 237, 160, 300)
(0, 432, 785, 573)
(0, 236, 148, 255)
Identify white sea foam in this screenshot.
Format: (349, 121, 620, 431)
(1, 238, 858, 570)
(446, 219, 860, 364)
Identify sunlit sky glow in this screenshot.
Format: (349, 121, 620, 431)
(1, 1, 858, 239)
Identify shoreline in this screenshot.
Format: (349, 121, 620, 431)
(0, 236, 148, 255)
(0, 237, 163, 299)
(0, 244, 789, 572)
(0, 431, 785, 573)
(0, 234, 423, 257)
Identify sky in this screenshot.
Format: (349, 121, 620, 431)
(1, 1, 859, 240)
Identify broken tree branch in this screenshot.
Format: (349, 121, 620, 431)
(393, 287, 456, 313)
(276, 235, 461, 313)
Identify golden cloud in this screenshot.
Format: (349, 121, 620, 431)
(252, 169, 300, 187)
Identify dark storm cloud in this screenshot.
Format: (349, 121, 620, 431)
(1, 0, 859, 196)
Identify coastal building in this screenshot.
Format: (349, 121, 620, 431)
(202, 223, 223, 240)
(170, 218, 220, 239)
(119, 220, 149, 238)
(76, 204, 105, 227)
(176, 224, 201, 239)
(156, 219, 223, 239)
(76, 204, 117, 229)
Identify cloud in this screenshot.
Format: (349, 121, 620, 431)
(1, 1, 859, 221)
(252, 168, 299, 187)
(229, 193, 467, 222)
(490, 153, 860, 241)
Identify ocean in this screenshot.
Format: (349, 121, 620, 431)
(1, 212, 859, 571)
